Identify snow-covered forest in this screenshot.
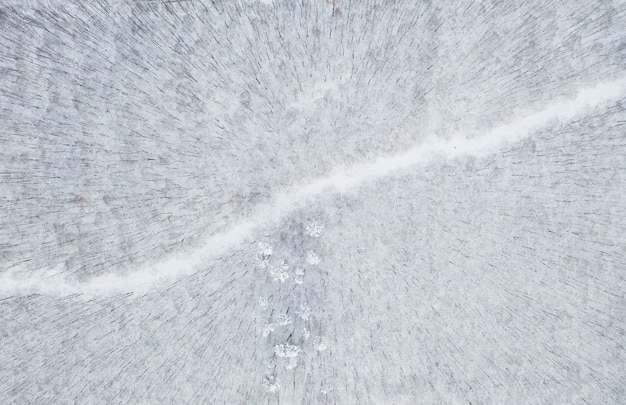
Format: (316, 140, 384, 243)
(1, 0, 625, 403)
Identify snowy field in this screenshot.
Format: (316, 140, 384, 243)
(1, 0, 625, 403)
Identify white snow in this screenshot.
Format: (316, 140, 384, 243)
(1, 1, 625, 403)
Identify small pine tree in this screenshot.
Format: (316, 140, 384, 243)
(296, 303, 311, 321)
(306, 251, 321, 265)
(313, 336, 328, 351)
(274, 344, 301, 358)
(259, 322, 274, 338)
(257, 297, 269, 309)
(262, 375, 280, 393)
(305, 220, 323, 237)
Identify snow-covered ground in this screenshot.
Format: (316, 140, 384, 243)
(1, 0, 625, 403)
